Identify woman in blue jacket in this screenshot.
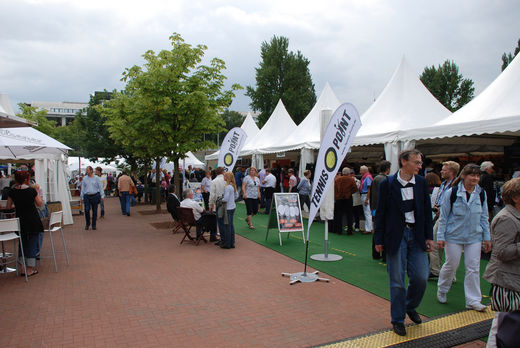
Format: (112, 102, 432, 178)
(436, 163, 492, 311)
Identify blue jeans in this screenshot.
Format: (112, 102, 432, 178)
(84, 193, 101, 228)
(119, 191, 130, 215)
(223, 209, 235, 247)
(100, 199, 105, 217)
(19, 233, 39, 267)
(386, 226, 429, 324)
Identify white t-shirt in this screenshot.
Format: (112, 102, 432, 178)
(180, 198, 203, 220)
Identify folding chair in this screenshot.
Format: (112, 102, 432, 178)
(0, 218, 27, 282)
(41, 211, 70, 272)
(176, 207, 207, 245)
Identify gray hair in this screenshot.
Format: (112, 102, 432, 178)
(342, 167, 350, 175)
(182, 188, 192, 199)
(480, 161, 494, 171)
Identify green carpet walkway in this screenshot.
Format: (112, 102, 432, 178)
(232, 203, 491, 319)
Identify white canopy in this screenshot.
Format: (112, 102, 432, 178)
(398, 52, 520, 143)
(205, 112, 260, 161)
(0, 127, 71, 160)
(67, 157, 119, 175)
(0, 93, 32, 128)
(241, 99, 297, 155)
(353, 56, 452, 146)
(161, 151, 205, 172)
(259, 82, 341, 153)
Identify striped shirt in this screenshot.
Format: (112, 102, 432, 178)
(396, 171, 415, 224)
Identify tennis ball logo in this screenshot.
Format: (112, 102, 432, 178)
(324, 147, 337, 172)
(224, 153, 233, 166)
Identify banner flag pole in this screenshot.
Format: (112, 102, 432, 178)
(282, 103, 362, 284)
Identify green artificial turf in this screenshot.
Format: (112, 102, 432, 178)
(233, 203, 491, 319)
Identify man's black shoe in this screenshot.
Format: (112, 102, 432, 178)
(214, 241, 221, 246)
(92, 226, 97, 230)
(85, 226, 89, 230)
(392, 323, 406, 336)
(209, 236, 219, 242)
(407, 311, 422, 324)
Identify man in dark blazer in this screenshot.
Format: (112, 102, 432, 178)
(374, 149, 434, 336)
(166, 184, 180, 221)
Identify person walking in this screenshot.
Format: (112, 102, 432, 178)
(201, 170, 212, 211)
(333, 168, 358, 235)
(484, 178, 520, 348)
(369, 160, 391, 259)
(81, 166, 104, 230)
(351, 169, 362, 232)
(117, 171, 135, 217)
(209, 167, 226, 243)
(221, 172, 238, 249)
(436, 163, 491, 311)
(359, 165, 373, 233)
(429, 161, 460, 279)
(297, 170, 312, 212)
(480, 161, 496, 219)
(263, 168, 276, 214)
(242, 166, 260, 229)
(95, 167, 107, 218)
(374, 149, 434, 336)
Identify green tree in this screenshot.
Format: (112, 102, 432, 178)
(246, 35, 316, 127)
(16, 103, 57, 136)
(502, 38, 520, 71)
(99, 33, 241, 210)
(72, 90, 128, 162)
(420, 60, 475, 112)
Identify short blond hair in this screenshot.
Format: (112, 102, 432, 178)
(501, 178, 520, 205)
(442, 161, 460, 176)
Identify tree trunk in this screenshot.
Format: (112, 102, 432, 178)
(155, 158, 162, 212)
(173, 158, 180, 198)
(143, 161, 149, 204)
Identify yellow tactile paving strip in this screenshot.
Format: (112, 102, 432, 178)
(320, 307, 494, 348)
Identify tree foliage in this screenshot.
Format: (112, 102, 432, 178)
(246, 35, 316, 127)
(71, 90, 127, 162)
(98, 33, 241, 210)
(502, 38, 520, 71)
(420, 60, 475, 112)
(16, 103, 57, 136)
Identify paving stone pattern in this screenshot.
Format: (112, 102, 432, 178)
(0, 198, 483, 347)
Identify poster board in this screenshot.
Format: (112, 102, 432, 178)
(265, 193, 305, 246)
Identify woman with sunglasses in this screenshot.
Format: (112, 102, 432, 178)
(242, 166, 261, 229)
(436, 163, 492, 311)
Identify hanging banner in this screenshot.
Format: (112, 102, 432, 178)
(218, 127, 247, 172)
(307, 103, 362, 240)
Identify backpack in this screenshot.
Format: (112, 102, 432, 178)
(449, 185, 485, 212)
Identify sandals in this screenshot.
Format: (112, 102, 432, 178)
(20, 269, 39, 277)
(249, 225, 255, 230)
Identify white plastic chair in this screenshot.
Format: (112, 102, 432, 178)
(41, 211, 70, 272)
(0, 218, 27, 282)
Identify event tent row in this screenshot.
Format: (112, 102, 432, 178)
(207, 56, 462, 172)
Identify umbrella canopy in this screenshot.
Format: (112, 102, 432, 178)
(0, 127, 71, 159)
(0, 94, 32, 128)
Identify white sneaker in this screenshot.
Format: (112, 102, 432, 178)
(437, 291, 447, 304)
(466, 303, 487, 312)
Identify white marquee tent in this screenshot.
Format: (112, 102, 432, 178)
(0, 127, 74, 225)
(350, 57, 452, 171)
(397, 52, 520, 146)
(241, 99, 297, 168)
(0, 93, 32, 128)
(205, 112, 260, 161)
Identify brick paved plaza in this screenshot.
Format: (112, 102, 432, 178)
(0, 198, 485, 347)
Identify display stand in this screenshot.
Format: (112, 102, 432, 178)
(265, 193, 305, 246)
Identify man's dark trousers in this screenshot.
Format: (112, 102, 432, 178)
(84, 193, 101, 228)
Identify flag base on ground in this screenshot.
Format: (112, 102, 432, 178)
(281, 271, 329, 285)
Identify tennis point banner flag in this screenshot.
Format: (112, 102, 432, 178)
(306, 103, 362, 240)
(218, 127, 247, 172)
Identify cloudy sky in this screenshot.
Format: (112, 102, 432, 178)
(1, 0, 519, 117)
